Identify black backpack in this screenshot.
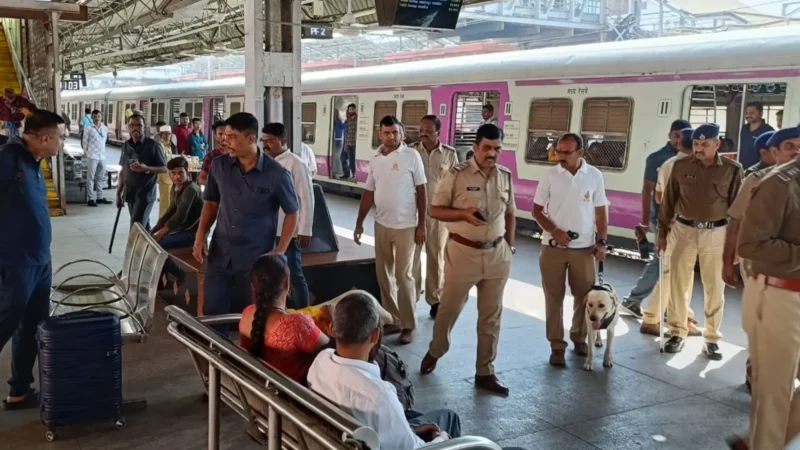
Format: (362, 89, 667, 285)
(376, 345, 415, 410)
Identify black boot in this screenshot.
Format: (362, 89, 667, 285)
(704, 342, 723, 361)
(664, 336, 685, 353)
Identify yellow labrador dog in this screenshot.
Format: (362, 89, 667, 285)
(583, 276, 620, 372)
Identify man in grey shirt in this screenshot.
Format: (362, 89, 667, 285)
(116, 114, 167, 230)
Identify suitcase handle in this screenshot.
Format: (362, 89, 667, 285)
(51, 310, 110, 321)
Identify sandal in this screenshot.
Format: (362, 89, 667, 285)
(2, 388, 40, 411)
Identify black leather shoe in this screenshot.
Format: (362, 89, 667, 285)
(475, 375, 509, 396)
(87, 200, 97, 207)
(664, 336, 685, 353)
(97, 198, 113, 205)
(704, 342, 723, 361)
(430, 303, 438, 319)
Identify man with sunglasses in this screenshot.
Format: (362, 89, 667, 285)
(0, 110, 64, 410)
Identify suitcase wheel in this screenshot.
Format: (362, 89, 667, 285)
(45, 429, 58, 442)
(115, 418, 126, 430)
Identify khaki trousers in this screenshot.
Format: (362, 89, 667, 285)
(158, 181, 173, 218)
(374, 223, 418, 330)
(540, 246, 596, 351)
(666, 222, 725, 342)
(744, 275, 800, 449)
(642, 228, 695, 324)
(412, 215, 449, 306)
(428, 239, 512, 376)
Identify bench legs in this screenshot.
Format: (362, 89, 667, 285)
(268, 407, 282, 450)
(208, 365, 221, 450)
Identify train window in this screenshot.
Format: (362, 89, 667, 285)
(107, 104, 114, 125)
(685, 83, 786, 162)
(401, 100, 428, 144)
(301, 102, 317, 144)
(372, 100, 397, 148)
(525, 98, 572, 164)
(452, 91, 500, 161)
(194, 102, 203, 120)
(580, 98, 632, 170)
(229, 102, 241, 116)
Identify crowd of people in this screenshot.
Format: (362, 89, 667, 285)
(1, 101, 799, 449)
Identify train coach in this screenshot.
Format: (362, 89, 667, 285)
(62, 26, 800, 251)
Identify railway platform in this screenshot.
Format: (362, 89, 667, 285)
(0, 165, 752, 449)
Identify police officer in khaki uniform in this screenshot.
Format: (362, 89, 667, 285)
(658, 123, 743, 359)
(411, 115, 459, 318)
(736, 150, 800, 450)
(420, 124, 515, 395)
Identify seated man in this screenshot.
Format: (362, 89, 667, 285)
(152, 157, 203, 248)
(307, 292, 461, 449)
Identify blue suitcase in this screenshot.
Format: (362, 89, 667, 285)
(37, 310, 125, 442)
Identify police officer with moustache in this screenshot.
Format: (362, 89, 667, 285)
(734, 148, 800, 450)
(658, 124, 743, 359)
(410, 115, 459, 318)
(420, 124, 515, 395)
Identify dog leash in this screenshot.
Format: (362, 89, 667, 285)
(597, 261, 604, 285)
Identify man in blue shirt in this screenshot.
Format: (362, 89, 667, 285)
(739, 101, 775, 170)
(0, 110, 64, 410)
(192, 113, 299, 322)
(620, 119, 691, 318)
(78, 107, 92, 143)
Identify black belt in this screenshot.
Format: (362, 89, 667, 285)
(450, 234, 503, 250)
(676, 217, 728, 229)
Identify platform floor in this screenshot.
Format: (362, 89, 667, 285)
(1, 158, 753, 449)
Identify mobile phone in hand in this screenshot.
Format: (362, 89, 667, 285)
(474, 211, 486, 221)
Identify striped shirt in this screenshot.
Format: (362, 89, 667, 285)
(82, 123, 108, 160)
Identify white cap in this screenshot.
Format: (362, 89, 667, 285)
(159, 125, 171, 133)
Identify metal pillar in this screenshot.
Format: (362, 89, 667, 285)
(243, 0, 302, 152)
(208, 365, 221, 450)
(50, 11, 67, 215)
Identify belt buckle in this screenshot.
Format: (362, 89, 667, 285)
(695, 221, 710, 229)
(479, 240, 493, 250)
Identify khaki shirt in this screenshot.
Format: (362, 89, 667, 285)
(658, 154, 743, 239)
(738, 156, 800, 280)
(157, 140, 173, 186)
(410, 141, 458, 205)
(655, 153, 692, 203)
(728, 167, 773, 221)
(431, 158, 516, 242)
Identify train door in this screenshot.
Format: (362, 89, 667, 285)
(225, 96, 244, 117)
(209, 97, 225, 147)
(181, 98, 204, 121)
(150, 100, 168, 128)
(169, 99, 181, 124)
(140, 100, 150, 135)
(328, 95, 357, 180)
(451, 91, 500, 161)
(683, 83, 786, 162)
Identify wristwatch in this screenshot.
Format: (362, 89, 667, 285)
(596, 239, 608, 247)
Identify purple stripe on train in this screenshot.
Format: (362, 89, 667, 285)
(315, 152, 641, 230)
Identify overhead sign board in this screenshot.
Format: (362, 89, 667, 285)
(60, 72, 86, 91)
(376, 0, 463, 30)
(301, 23, 333, 40)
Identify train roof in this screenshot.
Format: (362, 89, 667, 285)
(64, 25, 800, 101)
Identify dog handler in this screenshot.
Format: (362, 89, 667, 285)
(531, 133, 609, 368)
(420, 124, 515, 395)
(736, 152, 800, 450)
(658, 123, 743, 360)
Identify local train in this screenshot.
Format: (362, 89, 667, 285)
(62, 26, 800, 250)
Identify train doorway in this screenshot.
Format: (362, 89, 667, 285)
(329, 95, 357, 181)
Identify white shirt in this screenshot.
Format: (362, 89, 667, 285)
(533, 159, 608, 249)
(81, 123, 108, 160)
(295, 143, 317, 177)
(275, 150, 314, 237)
(365, 144, 427, 229)
(655, 153, 692, 203)
(308, 349, 447, 450)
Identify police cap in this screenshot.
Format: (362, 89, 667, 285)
(766, 127, 800, 149)
(754, 130, 775, 151)
(692, 123, 720, 141)
(680, 128, 694, 148)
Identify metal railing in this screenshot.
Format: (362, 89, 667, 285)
(165, 305, 504, 450)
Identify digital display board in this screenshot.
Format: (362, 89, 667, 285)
(376, 0, 463, 30)
(60, 72, 86, 91)
(301, 23, 333, 40)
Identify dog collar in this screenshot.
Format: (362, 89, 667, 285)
(599, 302, 618, 330)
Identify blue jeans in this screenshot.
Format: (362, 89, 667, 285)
(0, 263, 52, 397)
(203, 264, 251, 334)
(341, 144, 356, 179)
(2, 121, 19, 137)
(280, 238, 309, 309)
(408, 409, 462, 440)
(625, 219, 660, 305)
(158, 230, 194, 250)
(126, 188, 156, 231)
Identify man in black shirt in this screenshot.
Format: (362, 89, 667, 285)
(739, 101, 775, 170)
(116, 114, 167, 230)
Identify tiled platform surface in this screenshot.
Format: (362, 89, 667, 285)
(0, 176, 752, 449)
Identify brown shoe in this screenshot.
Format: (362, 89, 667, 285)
(687, 320, 701, 337)
(397, 329, 414, 345)
(574, 342, 589, 357)
(420, 352, 438, 375)
(549, 349, 566, 366)
(383, 324, 402, 336)
(475, 374, 509, 396)
(726, 435, 749, 450)
(640, 322, 662, 336)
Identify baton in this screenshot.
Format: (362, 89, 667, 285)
(658, 250, 665, 353)
(109, 195, 123, 254)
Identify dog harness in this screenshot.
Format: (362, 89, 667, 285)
(590, 283, 618, 330)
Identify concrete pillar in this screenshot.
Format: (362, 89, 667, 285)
(244, 0, 302, 152)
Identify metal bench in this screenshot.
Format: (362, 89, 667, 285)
(49, 222, 168, 343)
(165, 305, 503, 450)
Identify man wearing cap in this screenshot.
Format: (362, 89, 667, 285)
(658, 123, 743, 359)
(639, 127, 699, 336)
(743, 131, 777, 178)
(727, 128, 800, 404)
(735, 140, 800, 450)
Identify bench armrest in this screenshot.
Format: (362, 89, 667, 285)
(423, 436, 502, 450)
(197, 314, 243, 326)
